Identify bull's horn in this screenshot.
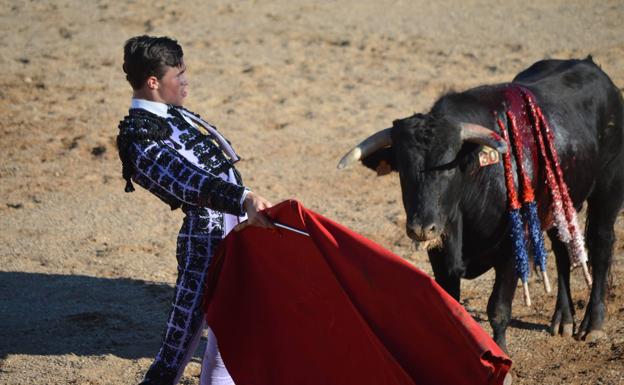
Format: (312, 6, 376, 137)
(459, 122, 508, 154)
(337, 128, 393, 169)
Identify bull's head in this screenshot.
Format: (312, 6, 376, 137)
(338, 114, 507, 245)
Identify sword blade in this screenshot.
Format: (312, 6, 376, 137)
(273, 222, 310, 237)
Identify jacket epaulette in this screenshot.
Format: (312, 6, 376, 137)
(117, 109, 173, 193)
(118, 108, 172, 141)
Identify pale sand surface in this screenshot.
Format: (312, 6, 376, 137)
(1, 1, 623, 384)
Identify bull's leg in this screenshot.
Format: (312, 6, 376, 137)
(548, 229, 575, 337)
(487, 253, 517, 353)
(427, 219, 463, 300)
(577, 174, 624, 340)
(428, 248, 461, 300)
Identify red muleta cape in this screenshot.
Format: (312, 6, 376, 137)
(204, 200, 511, 385)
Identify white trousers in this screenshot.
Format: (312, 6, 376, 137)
(200, 327, 234, 385)
(171, 322, 234, 385)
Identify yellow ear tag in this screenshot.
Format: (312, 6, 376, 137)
(478, 146, 500, 167)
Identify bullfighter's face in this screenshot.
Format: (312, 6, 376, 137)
(391, 114, 464, 243)
(155, 61, 188, 106)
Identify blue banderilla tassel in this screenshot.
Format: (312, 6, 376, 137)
(508, 208, 530, 284)
(524, 201, 546, 271)
(523, 201, 551, 293)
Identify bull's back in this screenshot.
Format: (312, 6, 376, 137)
(513, 57, 600, 85)
(513, 57, 622, 140)
(513, 57, 619, 120)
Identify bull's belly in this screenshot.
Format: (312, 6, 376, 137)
(463, 260, 494, 279)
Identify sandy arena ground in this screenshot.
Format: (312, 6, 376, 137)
(1, 1, 623, 384)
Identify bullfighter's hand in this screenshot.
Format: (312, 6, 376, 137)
(235, 191, 275, 231)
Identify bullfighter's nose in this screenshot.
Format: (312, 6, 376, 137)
(406, 222, 438, 241)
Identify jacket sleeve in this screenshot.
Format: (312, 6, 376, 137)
(129, 139, 247, 216)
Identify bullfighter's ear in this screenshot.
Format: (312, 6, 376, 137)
(361, 147, 397, 176)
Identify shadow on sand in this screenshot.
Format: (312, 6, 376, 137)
(466, 307, 551, 333)
(0, 271, 175, 359)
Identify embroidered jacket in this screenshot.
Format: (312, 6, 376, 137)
(117, 102, 247, 216)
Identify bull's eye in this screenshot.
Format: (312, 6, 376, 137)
(426, 144, 476, 172)
(426, 159, 459, 172)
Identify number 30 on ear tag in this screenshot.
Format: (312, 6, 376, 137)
(479, 146, 500, 167)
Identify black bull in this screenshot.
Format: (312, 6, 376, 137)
(338, 57, 623, 352)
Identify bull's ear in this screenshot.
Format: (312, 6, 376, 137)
(361, 147, 397, 176)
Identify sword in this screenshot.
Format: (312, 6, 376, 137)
(273, 222, 310, 237)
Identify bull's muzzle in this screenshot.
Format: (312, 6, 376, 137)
(406, 222, 439, 242)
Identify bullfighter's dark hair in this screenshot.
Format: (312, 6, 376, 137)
(123, 35, 184, 89)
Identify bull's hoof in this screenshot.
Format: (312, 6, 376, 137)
(577, 329, 607, 342)
(550, 322, 574, 337)
(561, 324, 574, 337)
(503, 372, 513, 385)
